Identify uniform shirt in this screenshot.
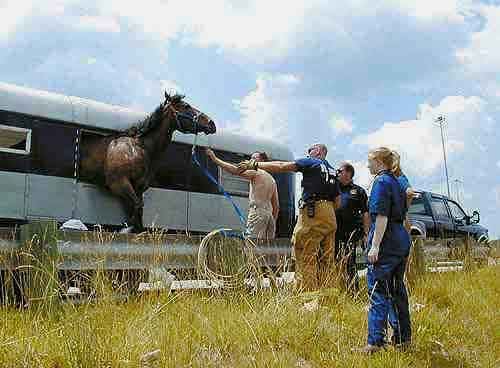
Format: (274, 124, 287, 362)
(397, 173, 411, 193)
(367, 171, 410, 258)
(295, 157, 340, 201)
(335, 181, 368, 234)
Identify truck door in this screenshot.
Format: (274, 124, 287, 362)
(430, 196, 455, 239)
(445, 199, 470, 239)
(408, 192, 434, 236)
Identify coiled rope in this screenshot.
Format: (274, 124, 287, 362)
(197, 228, 260, 289)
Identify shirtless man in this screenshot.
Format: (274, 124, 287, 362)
(206, 149, 279, 239)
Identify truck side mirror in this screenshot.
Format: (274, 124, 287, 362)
(471, 210, 480, 224)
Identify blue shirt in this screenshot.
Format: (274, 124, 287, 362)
(367, 171, 410, 258)
(398, 173, 411, 194)
(295, 157, 340, 201)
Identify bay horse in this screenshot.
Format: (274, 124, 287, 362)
(80, 92, 216, 232)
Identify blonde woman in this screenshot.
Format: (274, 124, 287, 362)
(356, 147, 411, 354)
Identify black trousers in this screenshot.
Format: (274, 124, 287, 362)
(335, 228, 360, 292)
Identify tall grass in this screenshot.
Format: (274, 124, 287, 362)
(1, 264, 498, 367)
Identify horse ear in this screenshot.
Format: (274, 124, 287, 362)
(164, 91, 171, 102)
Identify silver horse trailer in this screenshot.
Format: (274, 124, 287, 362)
(0, 82, 296, 236)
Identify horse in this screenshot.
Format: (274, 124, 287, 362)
(80, 92, 216, 232)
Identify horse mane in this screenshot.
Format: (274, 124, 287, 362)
(118, 93, 185, 138)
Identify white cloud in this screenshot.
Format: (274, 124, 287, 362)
(495, 186, 500, 206)
(102, 0, 309, 60)
(331, 117, 353, 135)
(0, 0, 68, 39)
(72, 15, 121, 33)
(396, 0, 470, 21)
(229, 72, 347, 159)
(0, 0, 34, 38)
(455, 5, 500, 102)
(230, 73, 300, 141)
(497, 161, 500, 169)
(98, 0, 473, 63)
(351, 160, 372, 191)
(353, 95, 489, 175)
(457, 5, 500, 75)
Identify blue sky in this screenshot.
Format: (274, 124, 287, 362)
(1, 0, 499, 238)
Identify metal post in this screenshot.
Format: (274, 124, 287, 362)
(453, 179, 463, 203)
(434, 116, 451, 198)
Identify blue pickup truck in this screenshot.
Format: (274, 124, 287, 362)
(407, 191, 489, 243)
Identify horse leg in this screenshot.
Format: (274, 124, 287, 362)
(134, 190, 145, 232)
(108, 178, 144, 233)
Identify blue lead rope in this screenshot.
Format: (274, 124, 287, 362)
(191, 147, 248, 229)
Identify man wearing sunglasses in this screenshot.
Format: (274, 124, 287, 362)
(335, 162, 370, 293)
(236, 143, 340, 291)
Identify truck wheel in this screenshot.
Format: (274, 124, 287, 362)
(477, 234, 489, 244)
(410, 227, 426, 240)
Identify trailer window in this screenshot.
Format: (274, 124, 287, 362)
(219, 169, 250, 196)
(0, 124, 31, 155)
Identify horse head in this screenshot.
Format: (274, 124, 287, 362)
(163, 92, 216, 135)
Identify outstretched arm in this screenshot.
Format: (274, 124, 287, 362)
(206, 149, 256, 179)
(237, 160, 298, 174)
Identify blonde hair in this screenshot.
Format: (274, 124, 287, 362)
(391, 150, 403, 177)
(368, 147, 401, 174)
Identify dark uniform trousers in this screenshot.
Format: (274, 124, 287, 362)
(335, 183, 368, 292)
(335, 226, 360, 291)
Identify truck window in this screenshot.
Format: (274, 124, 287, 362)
(431, 197, 449, 219)
(447, 200, 466, 220)
(408, 196, 428, 215)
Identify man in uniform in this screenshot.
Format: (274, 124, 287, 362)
(237, 143, 340, 291)
(334, 162, 370, 292)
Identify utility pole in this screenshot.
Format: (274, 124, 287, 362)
(453, 178, 463, 203)
(434, 115, 451, 198)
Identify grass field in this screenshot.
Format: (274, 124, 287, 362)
(0, 264, 498, 367)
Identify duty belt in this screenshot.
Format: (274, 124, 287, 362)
(299, 196, 333, 218)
